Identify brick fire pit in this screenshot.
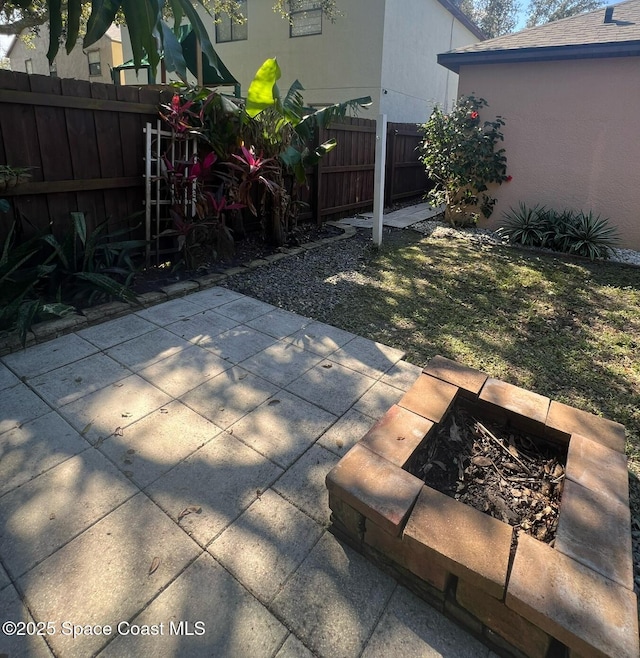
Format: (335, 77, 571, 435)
(326, 356, 639, 658)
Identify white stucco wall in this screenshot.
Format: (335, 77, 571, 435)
(8, 26, 122, 84)
(379, 0, 481, 122)
(458, 57, 640, 250)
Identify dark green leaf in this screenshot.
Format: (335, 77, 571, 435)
(65, 0, 83, 54)
(160, 21, 188, 81)
(47, 0, 63, 63)
(85, 0, 121, 48)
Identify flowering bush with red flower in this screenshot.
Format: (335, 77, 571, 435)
(419, 95, 510, 226)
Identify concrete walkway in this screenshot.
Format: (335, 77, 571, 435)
(0, 287, 493, 657)
(334, 201, 442, 229)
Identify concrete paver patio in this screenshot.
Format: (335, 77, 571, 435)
(0, 287, 495, 657)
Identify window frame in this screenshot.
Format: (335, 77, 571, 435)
(87, 50, 102, 77)
(215, 0, 248, 43)
(25, 59, 33, 74)
(289, 0, 323, 38)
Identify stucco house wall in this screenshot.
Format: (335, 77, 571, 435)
(457, 58, 640, 251)
(380, 0, 481, 121)
(8, 25, 123, 84)
(119, 0, 483, 122)
(212, 0, 386, 112)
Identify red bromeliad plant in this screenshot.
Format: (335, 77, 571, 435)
(160, 149, 245, 267)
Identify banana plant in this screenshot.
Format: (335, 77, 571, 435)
(245, 57, 372, 184)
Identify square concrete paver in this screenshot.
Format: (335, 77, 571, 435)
(137, 345, 230, 397)
(240, 342, 322, 388)
(0, 362, 20, 392)
(245, 308, 310, 339)
(164, 310, 238, 344)
(215, 297, 275, 323)
(99, 553, 288, 658)
(181, 366, 279, 429)
(271, 532, 396, 658)
(275, 634, 315, 658)
(0, 562, 10, 591)
(229, 390, 336, 468)
(98, 400, 221, 488)
(59, 375, 171, 445)
(185, 286, 243, 309)
(272, 444, 340, 524)
(2, 333, 98, 378)
(106, 328, 192, 372)
(136, 297, 204, 326)
(17, 493, 200, 657)
(0, 384, 51, 435)
(380, 360, 423, 391)
(318, 408, 376, 458)
(0, 584, 54, 657)
(354, 380, 405, 421)
(0, 449, 136, 579)
(286, 360, 377, 416)
(209, 489, 324, 603)
(0, 412, 88, 497)
(328, 337, 405, 378)
(145, 432, 283, 546)
(284, 321, 356, 357)
(200, 325, 277, 364)
(361, 585, 489, 658)
(77, 314, 156, 349)
(28, 353, 130, 407)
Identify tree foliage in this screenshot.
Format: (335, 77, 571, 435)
(455, 0, 519, 39)
(525, 0, 603, 27)
(0, 0, 340, 70)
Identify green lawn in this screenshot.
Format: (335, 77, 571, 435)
(326, 231, 640, 472)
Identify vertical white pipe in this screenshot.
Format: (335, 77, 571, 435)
(373, 113, 387, 246)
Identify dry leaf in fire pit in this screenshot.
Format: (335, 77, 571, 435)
(472, 455, 492, 467)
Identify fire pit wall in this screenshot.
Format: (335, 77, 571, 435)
(326, 356, 639, 658)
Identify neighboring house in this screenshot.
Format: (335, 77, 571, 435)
(7, 24, 123, 84)
(121, 0, 484, 122)
(438, 0, 640, 250)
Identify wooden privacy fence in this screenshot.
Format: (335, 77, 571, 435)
(0, 70, 171, 242)
(309, 117, 430, 223)
(0, 73, 428, 242)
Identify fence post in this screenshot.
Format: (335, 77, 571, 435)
(373, 114, 387, 246)
(314, 125, 324, 226)
(385, 125, 396, 206)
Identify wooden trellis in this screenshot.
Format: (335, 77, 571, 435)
(144, 120, 198, 266)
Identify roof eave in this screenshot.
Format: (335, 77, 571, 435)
(438, 39, 640, 72)
(436, 0, 486, 41)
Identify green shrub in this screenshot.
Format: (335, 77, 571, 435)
(0, 214, 144, 345)
(498, 204, 620, 260)
(418, 95, 510, 227)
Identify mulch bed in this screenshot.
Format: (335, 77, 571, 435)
(132, 221, 343, 294)
(407, 406, 566, 548)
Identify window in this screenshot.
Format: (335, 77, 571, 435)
(290, 0, 322, 37)
(49, 60, 58, 77)
(216, 0, 248, 43)
(25, 59, 33, 74)
(88, 50, 101, 76)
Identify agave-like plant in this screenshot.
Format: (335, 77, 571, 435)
(498, 202, 549, 247)
(561, 211, 620, 260)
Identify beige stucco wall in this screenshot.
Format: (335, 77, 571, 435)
(211, 0, 385, 113)
(458, 57, 640, 250)
(9, 26, 122, 84)
(380, 0, 480, 122)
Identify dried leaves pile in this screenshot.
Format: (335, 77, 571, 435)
(407, 407, 566, 545)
